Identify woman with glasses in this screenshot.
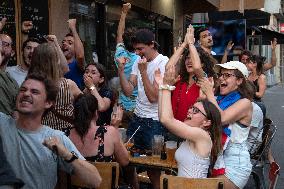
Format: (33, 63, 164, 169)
(198, 61, 253, 189)
(155, 65, 222, 178)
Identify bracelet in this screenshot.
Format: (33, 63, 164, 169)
(159, 84, 176, 91)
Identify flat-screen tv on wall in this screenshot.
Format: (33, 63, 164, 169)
(209, 19, 246, 56)
(189, 19, 246, 56)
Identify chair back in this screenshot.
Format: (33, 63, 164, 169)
(71, 161, 119, 189)
(160, 174, 224, 189)
(250, 118, 277, 167)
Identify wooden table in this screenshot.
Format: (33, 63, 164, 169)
(129, 155, 178, 175)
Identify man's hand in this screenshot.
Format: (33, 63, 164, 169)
(47, 35, 59, 46)
(67, 19, 77, 31)
(21, 21, 33, 34)
(138, 57, 148, 74)
(271, 38, 277, 51)
(0, 17, 7, 31)
(116, 57, 128, 72)
(122, 3, 131, 13)
(43, 136, 73, 161)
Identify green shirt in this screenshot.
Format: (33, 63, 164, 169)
(0, 70, 19, 116)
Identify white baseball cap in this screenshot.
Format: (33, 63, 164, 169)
(214, 61, 249, 78)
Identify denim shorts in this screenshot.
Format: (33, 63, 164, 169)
(224, 142, 252, 189)
(126, 114, 165, 150)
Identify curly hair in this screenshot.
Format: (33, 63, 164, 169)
(179, 47, 217, 83)
(73, 93, 98, 140)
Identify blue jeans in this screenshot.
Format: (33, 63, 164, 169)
(126, 114, 165, 150)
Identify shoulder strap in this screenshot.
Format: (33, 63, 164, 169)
(94, 125, 108, 161)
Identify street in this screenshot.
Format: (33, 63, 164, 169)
(263, 84, 284, 188)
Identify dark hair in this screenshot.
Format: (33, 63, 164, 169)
(200, 99, 222, 168)
(179, 47, 217, 83)
(73, 93, 98, 140)
(251, 55, 265, 75)
(132, 28, 159, 50)
(123, 28, 137, 52)
(233, 69, 254, 100)
(22, 37, 41, 51)
(239, 50, 252, 61)
(65, 33, 74, 38)
(85, 62, 107, 88)
(25, 72, 58, 103)
(195, 27, 209, 41)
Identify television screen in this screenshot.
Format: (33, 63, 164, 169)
(209, 19, 246, 56)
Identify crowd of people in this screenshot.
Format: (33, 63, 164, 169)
(0, 2, 278, 189)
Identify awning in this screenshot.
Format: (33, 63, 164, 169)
(256, 27, 284, 44)
(208, 9, 270, 27)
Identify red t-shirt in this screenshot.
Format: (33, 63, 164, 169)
(171, 80, 200, 121)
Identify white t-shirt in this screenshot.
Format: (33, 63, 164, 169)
(6, 65, 27, 86)
(131, 54, 169, 120)
(247, 102, 264, 153)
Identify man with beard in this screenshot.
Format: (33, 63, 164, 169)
(0, 33, 19, 116)
(195, 27, 216, 55)
(6, 21, 40, 86)
(0, 73, 102, 189)
(62, 19, 85, 90)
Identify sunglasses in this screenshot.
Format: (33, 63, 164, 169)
(192, 106, 207, 118)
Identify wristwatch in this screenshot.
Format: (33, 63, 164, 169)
(65, 151, 78, 163)
(89, 85, 95, 91)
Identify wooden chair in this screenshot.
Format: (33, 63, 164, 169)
(160, 174, 224, 189)
(71, 162, 119, 189)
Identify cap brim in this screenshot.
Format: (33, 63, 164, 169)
(214, 64, 236, 73)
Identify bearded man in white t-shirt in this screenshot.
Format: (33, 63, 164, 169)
(117, 28, 169, 189)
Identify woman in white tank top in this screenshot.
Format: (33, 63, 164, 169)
(156, 65, 222, 178)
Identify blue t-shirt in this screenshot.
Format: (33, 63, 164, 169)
(114, 43, 139, 111)
(64, 59, 84, 90)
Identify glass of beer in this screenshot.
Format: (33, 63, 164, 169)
(165, 141, 177, 164)
(152, 135, 164, 157)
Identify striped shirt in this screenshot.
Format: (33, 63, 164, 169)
(42, 78, 74, 131)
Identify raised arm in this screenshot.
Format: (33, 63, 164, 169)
(68, 19, 85, 71)
(263, 38, 277, 72)
(221, 41, 234, 64)
(185, 25, 204, 79)
(198, 78, 252, 125)
(84, 75, 112, 112)
(117, 56, 137, 96)
(139, 57, 160, 103)
(0, 17, 7, 32)
(116, 3, 131, 44)
(47, 35, 69, 74)
(21, 21, 33, 45)
(157, 66, 210, 141)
